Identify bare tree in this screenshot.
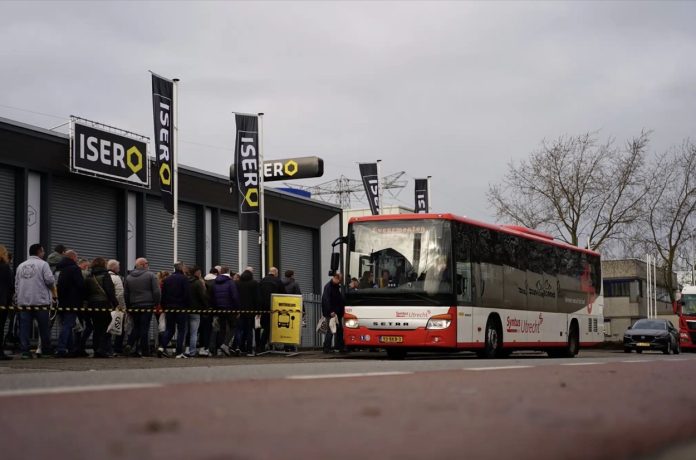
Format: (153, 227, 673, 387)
(639, 141, 696, 301)
(488, 131, 651, 250)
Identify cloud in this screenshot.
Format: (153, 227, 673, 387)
(1, 1, 695, 221)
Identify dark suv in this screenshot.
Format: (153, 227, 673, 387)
(624, 319, 680, 354)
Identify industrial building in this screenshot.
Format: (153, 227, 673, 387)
(0, 116, 341, 296)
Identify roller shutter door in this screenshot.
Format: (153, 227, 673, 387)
(51, 177, 117, 262)
(248, 229, 261, 279)
(178, 203, 197, 269)
(0, 167, 15, 256)
(219, 211, 239, 271)
(280, 224, 315, 294)
(145, 197, 198, 273)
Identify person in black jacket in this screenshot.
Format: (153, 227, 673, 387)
(159, 261, 193, 358)
(208, 266, 240, 356)
(322, 272, 346, 353)
(237, 269, 260, 356)
(0, 245, 14, 360)
(55, 250, 85, 357)
(258, 267, 285, 353)
(85, 257, 118, 358)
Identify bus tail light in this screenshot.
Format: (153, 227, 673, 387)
(426, 314, 452, 330)
(344, 312, 359, 329)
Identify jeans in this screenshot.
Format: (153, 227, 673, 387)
(199, 314, 213, 351)
(235, 316, 254, 353)
(161, 312, 189, 355)
(76, 313, 93, 353)
(254, 314, 271, 352)
(214, 315, 237, 352)
(127, 309, 153, 355)
(0, 310, 8, 353)
(57, 312, 77, 353)
(188, 314, 200, 353)
(323, 315, 344, 350)
(19, 310, 51, 354)
(91, 309, 112, 355)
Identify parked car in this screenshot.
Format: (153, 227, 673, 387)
(624, 319, 680, 354)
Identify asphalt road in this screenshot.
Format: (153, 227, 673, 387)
(1, 349, 696, 460)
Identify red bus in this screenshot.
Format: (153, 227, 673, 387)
(676, 285, 696, 350)
(341, 213, 604, 359)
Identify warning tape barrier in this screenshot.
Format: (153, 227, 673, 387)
(0, 305, 279, 315)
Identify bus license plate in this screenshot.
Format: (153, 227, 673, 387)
(380, 336, 403, 343)
(637, 342, 650, 347)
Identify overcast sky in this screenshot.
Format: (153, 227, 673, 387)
(1, 1, 695, 222)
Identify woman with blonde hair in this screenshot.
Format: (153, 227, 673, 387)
(0, 245, 15, 360)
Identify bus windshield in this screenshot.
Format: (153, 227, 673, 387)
(346, 219, 453, 306)
(682, 294, 696, 316)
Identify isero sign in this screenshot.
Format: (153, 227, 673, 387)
(70, 119, 150, 188)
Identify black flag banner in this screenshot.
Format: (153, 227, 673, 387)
(415, 178, 429, 213)
(359, 163, 380, 215)
(235, 114, 260, 231)
(151, 73, 174, 214)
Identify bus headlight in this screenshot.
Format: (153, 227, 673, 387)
(344, 313, 359, 329)
(426, 314, 452, 330)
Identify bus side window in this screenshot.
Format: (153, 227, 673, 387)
(456, 262, 472, 303)
(456, 223, 474, 304)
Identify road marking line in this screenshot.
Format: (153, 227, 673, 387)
(621, 360, 655, 363)
(286, 371, 412, 380)
(465, 366, 532, 371)
(0, 383, 162, 398)
(561, 362, 604, 366)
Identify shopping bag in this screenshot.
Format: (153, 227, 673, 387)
(255, 315, 262, 330)
(107, 310, 125, 336)
(158, 313, 167, 333)
(329, 316, 338, 334)
(316, 316, 328, 334)
(124, 312, 134, 337)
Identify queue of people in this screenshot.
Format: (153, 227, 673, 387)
(0, 242, 327, 360)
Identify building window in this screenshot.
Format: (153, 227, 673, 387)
(604, 280, 632, 297)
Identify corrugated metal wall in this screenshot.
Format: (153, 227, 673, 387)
(145, 197, 197, 273)
(219, 211, 239, 272)
(0, 167, 15, 256)
(280, 223, 315, 294)
(50, 176, 117, 262)
(248, 229, 261, 279)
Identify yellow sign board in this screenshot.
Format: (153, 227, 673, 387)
(270, 294, 303, 346)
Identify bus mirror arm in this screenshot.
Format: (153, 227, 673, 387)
(331, 236, 347, 248)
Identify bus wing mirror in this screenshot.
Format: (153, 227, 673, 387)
(330, 252, 340, 275)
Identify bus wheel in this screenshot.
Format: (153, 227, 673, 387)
(386, 348, 407, 360)
(566, 321, 579, 357)
(478, 317, 502, 359)
(551, 322, 579, 358)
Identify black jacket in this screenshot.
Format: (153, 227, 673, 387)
(0, 261, 14, 307)
(189, 276, 208, 310)
(282, 276, 302, 295)
(161, 270, 192, 309)
(322, 280, 345, 318)
(260, 274, 285, 310)
(237, 270, 260, 315)
(56, 257, 85, 309)
(85, 267, 118, 308)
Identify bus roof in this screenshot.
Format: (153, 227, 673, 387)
(348, 213, 601, 257)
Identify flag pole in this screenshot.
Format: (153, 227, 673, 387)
(172, 78, 180, 264)
(427, 175, 432, 213)
(376, 159, 382, 215)
(258, 112, 266, 276)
